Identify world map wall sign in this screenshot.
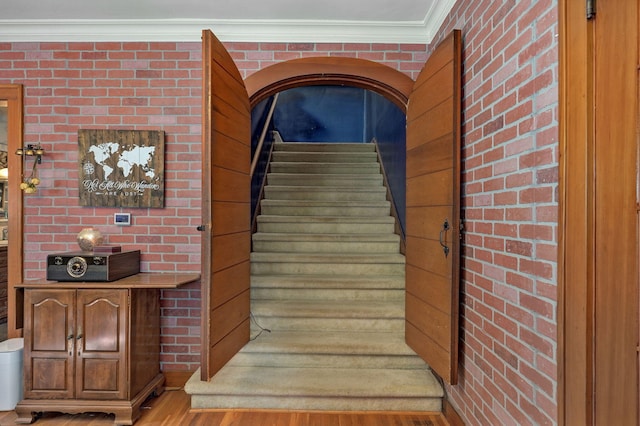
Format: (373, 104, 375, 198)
(78, 129, 165, 208)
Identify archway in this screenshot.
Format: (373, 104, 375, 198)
(244, 57, 414, 111)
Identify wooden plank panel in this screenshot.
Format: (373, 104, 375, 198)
(406, 265, 452, 316)
(209, 318, 251, 375)
(405, 29, 461, 385)
(406, 134, 455, 178)
(406, 97, 454, 151)
(406, 61, 454, 119)
(212, 107, 250, 145)
(406, 206, 452, 239)
(405, 321, 450, 380)
(592, 1, 639, 423)
(211, 133, 251, 172)
(406, 169, 453, 207)
(210, 289, 250, 346)
(212, 167, 251, 203)
(201, 30, 251, 380)
(405, 236, 451, 278)
(210, 261, 250, 309)
(406, 293, 450, 351)
(212, 201, 250, 236)
(211, 232, 251, 273)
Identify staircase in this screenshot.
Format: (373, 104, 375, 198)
(185, 142, 443, 411)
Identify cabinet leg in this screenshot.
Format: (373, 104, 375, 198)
(13, 405, 38, 424)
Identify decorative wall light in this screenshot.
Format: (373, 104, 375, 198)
(16, 144, 44, 193)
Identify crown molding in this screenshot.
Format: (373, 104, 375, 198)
(0, 18, 439, 44)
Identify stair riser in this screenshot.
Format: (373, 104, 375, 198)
(267, 175, 383, 186)
(252, 240, 400, 254)
(272, 152, 378, 163)
(270, 163, 380, 174)
(274, 143, 376, 153)
(251, 288, 404, 301)
(231, 353, 426, 369)
(251, 262, 405, 275)
(260, 205, 390, 216)
(251, 317, 404, 333)
(264, 188, 387, 202)
(251, 276, 405, 290)
(190, 395, 441, 412)
(257, 222, 395, 234)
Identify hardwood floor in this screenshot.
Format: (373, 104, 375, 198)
(0, 388, 449, 425)
(0, 335, 450, 426)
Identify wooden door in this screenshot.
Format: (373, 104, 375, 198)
(75, 289, 128, 400)
(559, 1, 639, 424)
(405, 29, 462, 385)
(200, 30, 252, 380)
(23, 289, 75, 399)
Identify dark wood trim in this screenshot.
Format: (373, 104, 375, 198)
(244, 57, 414, 111)
(163, 370, 195, 389)
(0, 84, 24, 339)
(443, 399, 465, 426)
(559, 1, 640, 424)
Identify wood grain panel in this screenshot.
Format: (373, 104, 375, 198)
(209, 318, 251, 375)
(407, 135, 455, 178)
(405, 321, 450, 381)
(211, 133, 250, 171)
(559, 1, 640, 423)
(406, 97, 454, 151)
(406, 169, 453, 207)
(405, 30, 461, 385)
(211, 232, 251, 273)
(406, 206, 452, 239)
(406, 265, 452, 316)
(211, 167, 251, 202)
(406, 293, 450, 351)
(405, 236, 451, 279)
(201, 30, 251, 381)
(209, 261, 250, 309)
(592, 2, 638, 424)
(407, 61, 454, 120)
(212, 201, 250, 236)
(210, 290, 250, 346)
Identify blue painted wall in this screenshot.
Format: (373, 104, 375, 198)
(252, 86, 406, 234)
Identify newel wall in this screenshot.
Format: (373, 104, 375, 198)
(0, 0, 559, 422)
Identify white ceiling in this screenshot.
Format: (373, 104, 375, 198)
(0, 0, 456, 43)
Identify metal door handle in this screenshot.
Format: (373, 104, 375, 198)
(439, 219, 450, 258)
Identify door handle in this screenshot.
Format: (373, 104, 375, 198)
(439, 219, 450, 258)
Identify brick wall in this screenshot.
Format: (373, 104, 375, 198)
(434, 0, 559, 424)
(1, 4, 560, 420)
(0, 40, 429, 372)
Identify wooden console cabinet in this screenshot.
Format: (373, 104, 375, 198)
(14, 273, 199, 425)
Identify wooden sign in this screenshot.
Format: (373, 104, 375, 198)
(78, 129, 164, 208)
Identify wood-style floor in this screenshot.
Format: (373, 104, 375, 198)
(0, 388, 449, 426)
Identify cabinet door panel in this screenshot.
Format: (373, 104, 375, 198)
(76, 289, 128, 400)
(24, 289, 75, 399)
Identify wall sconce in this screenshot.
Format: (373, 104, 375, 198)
(16, 144, 44, 193)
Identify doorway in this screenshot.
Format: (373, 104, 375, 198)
(0, 84, 25, 340)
